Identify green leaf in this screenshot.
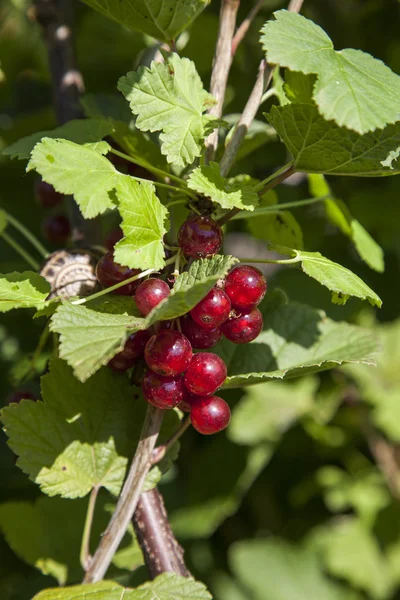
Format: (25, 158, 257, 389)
(316, 518, 394, 599)
(230, 538, 352, 600)
(32, 573, 212, 600)
(0, 495, 142, 585)
(1, 358, 137, 498)
(187, 162, 258, 211)
(267, 103, 400, 176)
(171, 439, 271, 538)
(0, 272, 50, 312)
(118, 54, 219, 166)
(228, 378, 318, 445)
(113, 177, 169, 271)
(276, 246, 382, 306)
(27, 138, 117, 218)
(344, 319, 400, 442)
(0, 209, 7, 234)
(146, 254, 239, 326)
(309, 175, 384, 272)
(247, 189, 303, 248)
(80, 0, 210, 42)
(3, 119, 113, 160)
(220, 291, 379, 388)
(81, 93, 169, 172)
(261, 10, 400, 133)
(284, 71, 316, 104)
(52, 256, 237, 382)
(50, 299, 144, 383)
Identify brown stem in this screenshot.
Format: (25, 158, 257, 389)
(32, 0, 94, 245)
(219, 0, 305, 177)
(83, 406, 164, 583)
(205, 0, 240, 162)
(133, 488, 191, 579)
(231, 0, 265, 56)
(362, 420, 400, 500)
(218, 164, 295, 226)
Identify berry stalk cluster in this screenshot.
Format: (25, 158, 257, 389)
(94, 215, 267, 435)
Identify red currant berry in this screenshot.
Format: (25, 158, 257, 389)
(35, 179, 63, 208)
(190, 288, 231, 329)
(108, 354, 136, 372)
(190, 396, 231, 435)
(96, 251, 141, 295)
(6, 390, 36, 404)
(224, 265, 267, 311)
(222, 307, 263, 344)
(181, 315, 222, 349)
(145, 330, 192, 376)
(104, 226, 123, 251)
(123, 330, 151, 359)
(135, 278, 170, 316)
(177, 216, 223, 258)
(42, 215, 71, 245)
(178, 389, 200, 412)
(142, 371, 184, 409)
(184, 352, 227, 396)
(108, 330, 150, 371)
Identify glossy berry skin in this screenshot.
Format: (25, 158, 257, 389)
(190, 288, 231, 330)
(135, 278, 170, 316)
(178, 216, 223, 258)
(184, 352, 227, 396)
(224, 265, 267, 311)
(108, 330, 150, 372)
(35, 180, 63, 208)
(145, 330, 192, 376)
(190, 396, 231, 435)
(179, 388, 202, 412)
(42, 215, 71, 244)
(96, 251, 141, 295)
(181, 315, 222, 349)
(104, 226, 123, 251)
(222, 307, 263, 344)
(142, 371, 184, 409)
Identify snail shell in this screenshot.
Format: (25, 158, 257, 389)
(40, 248, 102, 299)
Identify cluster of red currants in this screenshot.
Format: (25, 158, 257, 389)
(35, 179, 71, 245)
(95, 215, 267, 435)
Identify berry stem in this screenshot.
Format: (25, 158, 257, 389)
(217, 162, 295, 226)
(109, 148, 191, 190)
(1, 231, 40, 270)
(230, 195, 330, 220)
(72, 268, 156, 305)
(80, 485, 99, 571)
(129, 175, 197, 200)
(237, 254, 301, 265)
(4, 211, 49, 259)
(83, 405, 164, 583)
(151, 415, 191, 465)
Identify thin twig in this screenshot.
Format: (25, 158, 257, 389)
(33, 0, 91, 245)
(219, 0, 305, 177)
(231, 0, 265, 56)
(80, 485, 99, 571)
(133, 488, 191, 579)
(230, 194, 330, 220)
(362, 420, 400, 500)
(205, 0, 240, 162)
(151, 416, 191, 465)
(1, 232, 40, 270)
(218, 163, 295, 225)
(83, 405, 164, 583)
(4, 211, 49, 259)
(219, 59, 271, 177)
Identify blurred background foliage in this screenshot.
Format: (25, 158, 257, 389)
(1, 0, 400, 598)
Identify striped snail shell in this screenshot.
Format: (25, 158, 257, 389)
(40, 248, 102, 299)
